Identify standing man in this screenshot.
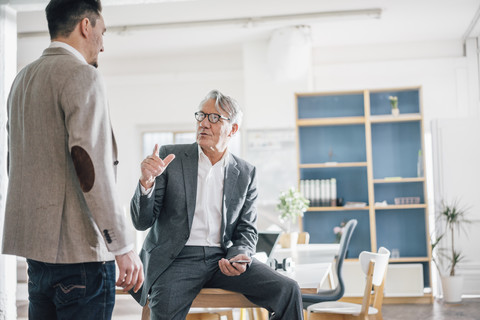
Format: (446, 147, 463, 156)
(2, 0, 143, 319)
(131, 90, 303, 319)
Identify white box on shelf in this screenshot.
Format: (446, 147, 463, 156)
(385, 264, 424, 297)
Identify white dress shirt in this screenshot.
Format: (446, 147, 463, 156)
(50, 41, 88, 64)
(186, 146, 228, 247)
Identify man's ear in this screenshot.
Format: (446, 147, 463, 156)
(79, 17, 90, 38)
(228, 123, 239, 137)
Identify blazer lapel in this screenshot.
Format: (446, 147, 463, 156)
(223, 155, 239, 225)
(182, 143, 199, 230)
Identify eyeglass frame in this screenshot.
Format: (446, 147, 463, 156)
(194, 111, 230, 124)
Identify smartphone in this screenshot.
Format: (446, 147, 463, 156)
(229, 259, 251, 264)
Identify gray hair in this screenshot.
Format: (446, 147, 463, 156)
(198, 90, 243, 126)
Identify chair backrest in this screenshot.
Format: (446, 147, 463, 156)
(358, 247, 391, 316)
(331, 219, 358, 298)
(359, 247, 390, 286)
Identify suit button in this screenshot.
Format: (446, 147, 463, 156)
(170, 254, 175, 260)
(184, 233, 189, 240)
(113, 160, 119, 166)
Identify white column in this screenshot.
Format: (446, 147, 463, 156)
(0, 5, 17, 320)
(465, 37, 480, 118)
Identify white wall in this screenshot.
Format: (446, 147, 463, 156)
(0, 5, 17, 319)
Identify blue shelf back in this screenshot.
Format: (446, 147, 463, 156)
(371, 122, 421, 179)
(376, 209, 427, 257)
(299, 125, 366, 163)
(301, 167, 368, 203)
(297, 94, 364, 119)
(374, 182, 424, 204)
(303, 211, 370, 259)
(370, 90, 420, 115)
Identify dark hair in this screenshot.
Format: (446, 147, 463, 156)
(45, 0, 102, 39)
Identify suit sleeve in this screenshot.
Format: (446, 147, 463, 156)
(226, 167, 258, 259)
(62, 64, 131, 253)
(130, 146, 168, 231)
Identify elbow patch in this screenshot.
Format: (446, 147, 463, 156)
(71, 146, 95, 192)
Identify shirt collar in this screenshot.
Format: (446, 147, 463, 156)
(198, 145, 229, 168)
(49, 41, 88, 65)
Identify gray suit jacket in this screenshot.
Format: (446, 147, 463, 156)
(2, 47, 131, 263)
(130, 143, 258, 305)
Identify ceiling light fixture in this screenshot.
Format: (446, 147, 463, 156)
(18, 8, 382, 38)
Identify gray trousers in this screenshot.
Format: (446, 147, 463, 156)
(148, 246, 303, 320)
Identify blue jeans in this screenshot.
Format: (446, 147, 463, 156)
(27, 259, 116, 320)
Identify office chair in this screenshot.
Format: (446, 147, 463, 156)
(306, 247, 391, 320)
(302, 219, 358, 309)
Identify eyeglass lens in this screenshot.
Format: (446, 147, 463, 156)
(195, 112, 221, 123)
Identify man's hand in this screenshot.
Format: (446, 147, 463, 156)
(218, 254, 251, 276)
(115, 250, 144, 293)
(140, 144, 175, 189)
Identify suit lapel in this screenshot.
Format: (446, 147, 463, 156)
(223, 155, 239, 225)
(182, 143, 199, 230)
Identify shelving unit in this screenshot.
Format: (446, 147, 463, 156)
(295, 87, 432, 303)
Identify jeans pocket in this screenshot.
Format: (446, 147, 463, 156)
(53, 272, 87, 305)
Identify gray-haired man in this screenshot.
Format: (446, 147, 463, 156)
(130, 90, 303, 319)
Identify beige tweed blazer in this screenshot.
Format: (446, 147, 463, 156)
(2, 47, 131, 263)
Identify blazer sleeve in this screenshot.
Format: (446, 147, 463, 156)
(62, 64, 131, 253)
(130, 146, 168, 231)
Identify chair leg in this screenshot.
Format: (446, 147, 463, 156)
(217, 310, 234, 320)
(141, 301, 150, 320)
(254, 308, 267, 320)
(308, 312, 347, 320)
(186, 314, 221, 320)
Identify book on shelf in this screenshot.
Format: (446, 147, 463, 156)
(344, 201, 367, 208)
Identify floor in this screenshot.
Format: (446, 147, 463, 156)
(17, 290, 480, 320)
(381, 298, 480, 320)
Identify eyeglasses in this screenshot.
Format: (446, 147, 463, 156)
(194, 111, 230, 124)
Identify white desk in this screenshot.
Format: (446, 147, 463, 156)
(273, 243, 340, 264)
(280, 262, 333, 290)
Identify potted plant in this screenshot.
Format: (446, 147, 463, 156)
(431, 200, 473, 303)
(389, 96, 399, 116)
(277, 187, 310, 248)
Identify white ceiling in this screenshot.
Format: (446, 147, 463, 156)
(9, 0, 480, 63)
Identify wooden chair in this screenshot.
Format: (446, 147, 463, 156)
(186, 309, 234, 320)
(140, 290, 249, 320)
(306, 247, 390, 320)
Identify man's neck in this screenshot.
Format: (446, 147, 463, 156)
(201, 146, 226, 165)
(52, 37, 86, 60)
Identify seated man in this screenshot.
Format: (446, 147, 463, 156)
(130, 89, 303, 319)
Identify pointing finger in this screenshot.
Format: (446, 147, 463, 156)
(152, 144, 160, 158)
